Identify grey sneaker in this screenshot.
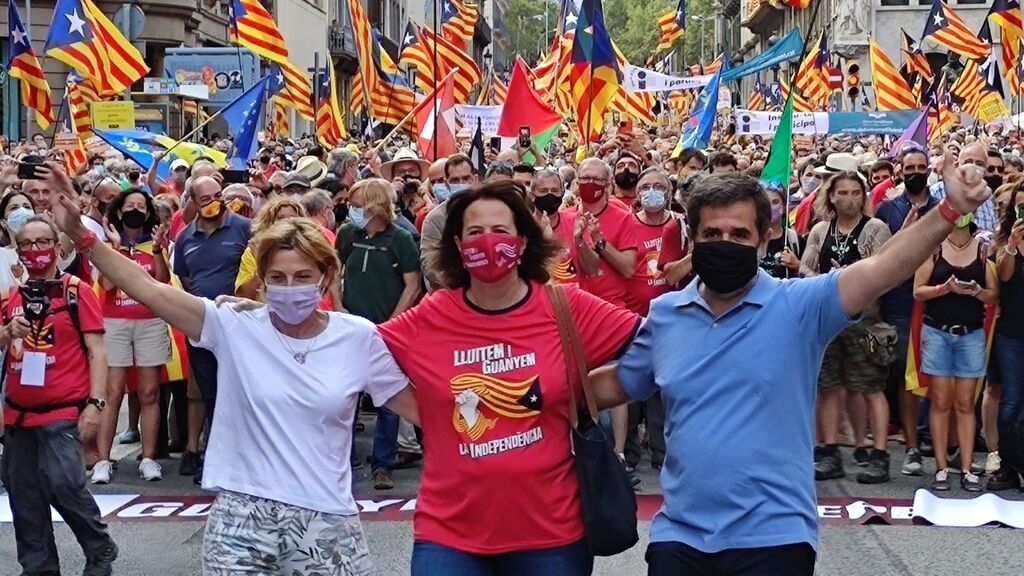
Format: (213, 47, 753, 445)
(853, 447, 871, 467)
(856, 450, 890, 484)
(814, 446, 844, 480)
(901, 448, 923, 476)
(948, 450, 985, 475)
(931, 468, 951, 492)
(961, 471, 983, 492)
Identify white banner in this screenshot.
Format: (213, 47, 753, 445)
(733, 109, 830, 135)
(456, 105, 503, 137)
(623, 64, 713, 93)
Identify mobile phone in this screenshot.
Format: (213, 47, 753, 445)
(489, 136, 502, 151)
(17, 161, 43, 180)
(619, 121, 634, 136)
(518, 126, 531, 149)
(954, 279, 975, 290)
(612, 111, 621, 124)
(221, 169, 250, 184)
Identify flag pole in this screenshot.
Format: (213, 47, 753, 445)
(163, 108, 230, 158)
(25, 0, 33, 141)
(49, 93, 69, 149)
(432, 4, 440, 160)
(370, 68, 458, 157)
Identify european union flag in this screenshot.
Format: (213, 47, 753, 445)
(220, 76, 270, 168)
(678, 62, 729, 150)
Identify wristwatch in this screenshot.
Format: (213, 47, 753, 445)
(593, 239, 607, 255)
(87, 397, 107, 411)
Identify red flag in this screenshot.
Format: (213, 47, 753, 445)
(497, 58, 563, 139)
(415, 71, 458, 162)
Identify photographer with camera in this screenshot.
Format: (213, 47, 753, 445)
(0, 214, 117, 575)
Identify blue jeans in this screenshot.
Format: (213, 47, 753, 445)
(411, 539, 593, 576)
(371, 407, 399, 473)
(994, 334, 1024, 459)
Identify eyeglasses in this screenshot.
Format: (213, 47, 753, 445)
(17, 237, 56, 250)
(639, 184, 670, 194)
(578, 177, 608, 185)
(534, 188, 561, 196)
(988, 165, 1005, 174)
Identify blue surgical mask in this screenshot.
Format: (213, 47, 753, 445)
(433, 183, 452, 202)
(348, 206, 369, 229)
(449, 183, 470, 197)
(93, 165, 106, 176)
(6, 207, 33, 234)
(640, 189, 667, 212)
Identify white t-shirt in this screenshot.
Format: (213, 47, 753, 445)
(0, 247, 23, 297)
(192, 299, 408, 515)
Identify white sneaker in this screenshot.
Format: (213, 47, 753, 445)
(986, 451, 1001, 474)
(91, 460, 113, 484)
(139, 458, 162, 481)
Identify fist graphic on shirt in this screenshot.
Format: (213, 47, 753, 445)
(456, 390, 482, 428)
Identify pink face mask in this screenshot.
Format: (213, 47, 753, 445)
(460, 233, 522, 283)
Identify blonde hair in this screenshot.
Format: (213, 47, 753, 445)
(253, 217, 340, 280)
(154, 193, 181, 212)
(251, 195, 308, 235)
(349, 178, 395, 225)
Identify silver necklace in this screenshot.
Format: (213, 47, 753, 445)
(831, 222, 857, 263)
(272, 325, 319, 364)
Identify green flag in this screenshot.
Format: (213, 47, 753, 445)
(760, 94, 794, 190)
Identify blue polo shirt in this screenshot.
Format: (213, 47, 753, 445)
(617, 269, 853, 553)
(172, 212, 250, 299)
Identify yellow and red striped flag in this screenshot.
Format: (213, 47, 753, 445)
(921, 0, 990, 61)
(421, 25, 482, 104)
(315, 65, 346, 147)
(399, 22, 436, 94)
(570, 0, 619, 142)
(747, 75, 765, 111)
(272, 60, 315, 121)
(656, 0, 686, 53)
(9, 1, 54, 129)
(67, 81, 92, 134)
(901, 29, 933, 81)
(350, 72, 365, 116)
(779, 79, 815, 113)
(271, 100, 290, 138)
(794, 31, 831, 109)
(869, 39, 916, 111)
(951, 59, 986, 115)
(228, 0, 289, 64)
(349, 0, 416, 126)
(441, 0, 479, 45)
(44, 0, 149, 98)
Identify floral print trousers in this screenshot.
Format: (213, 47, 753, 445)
(202, 491, 374, 576)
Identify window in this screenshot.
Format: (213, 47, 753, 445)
(879, 0, 910, 6)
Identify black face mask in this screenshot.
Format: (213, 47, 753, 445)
(903, 172, 928, 194)
(121, 209, 147, 230)
(128, 171, 140, 181)
(984, 174, 1004, 192)
(533, 194, 562, 215)
(333, 203, 349, 226)
(260, 155, 271, 165)
(614, 171, 639, 190)
(691, 240, 759, 295)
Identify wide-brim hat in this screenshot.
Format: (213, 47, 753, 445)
(294, 155, 328, 186)
(380, 147, 430, 180)
(813, 152, 861, 176)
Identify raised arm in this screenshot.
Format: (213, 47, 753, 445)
(838, 152, 990, 317)
(41, 163, 207, 341)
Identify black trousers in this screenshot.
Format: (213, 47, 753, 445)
(625, 394, 666, 468)
(646, 541, 815, 576)
(0, 421, 114, 573)
(186, 342, 219, 425)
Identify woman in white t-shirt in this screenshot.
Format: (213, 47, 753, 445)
(45, 164, 416, 576)
(0, 191, 32, 295)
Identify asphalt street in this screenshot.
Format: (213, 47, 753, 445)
(2, 413, 1024, 576)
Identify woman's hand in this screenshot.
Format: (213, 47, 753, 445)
(153, 223, 169, 250)
(214, 294, 264, 312)
(780, 247, 801, 271)
(102, 218, 121, 246)
(38, 162, 86, 239)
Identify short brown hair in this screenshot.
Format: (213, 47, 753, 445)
(436, 180, 560, 289)
(349, 178, 395, 224)
(445, 153, 474, 178)
(253, 217, 340, 280)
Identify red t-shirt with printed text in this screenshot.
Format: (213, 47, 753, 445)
(3, 275, 104, 427)
(378, 282, 639, 553)
(102, 241, 161, 320)
(626, 213, 675, 315)
(569, 203, 639, 308)
(550, 209, 578, 285)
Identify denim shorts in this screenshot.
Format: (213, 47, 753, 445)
(921, 324, 987, 379)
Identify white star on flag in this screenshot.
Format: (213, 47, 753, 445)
(66, 9, 87, 37)
(565, 13, 578, 28)
(403, 33, 415, 47)
(932, 13, 944, 27)
(12, 27, 27, 46)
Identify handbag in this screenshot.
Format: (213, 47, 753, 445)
(546, 283, 639, 557)
(858, 321, 898, 367)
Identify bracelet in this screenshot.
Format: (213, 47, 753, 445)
(1007, 245, 1020, 257)
(936, 199, 962, 225)
(74, 230, 99, 254)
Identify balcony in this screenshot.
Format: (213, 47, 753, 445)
(329, 26, 357, 60)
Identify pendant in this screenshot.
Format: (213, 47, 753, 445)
(294, 353, 306, 364)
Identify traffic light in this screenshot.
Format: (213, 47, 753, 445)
(846, 62, 861, 100)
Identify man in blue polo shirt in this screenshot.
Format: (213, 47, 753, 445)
(591, 158, 990, 575)
(172, 175, 250, 477)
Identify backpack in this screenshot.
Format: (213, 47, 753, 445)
(339, 225, 402, 277)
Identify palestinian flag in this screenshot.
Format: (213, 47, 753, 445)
(497, 57, 562, 165)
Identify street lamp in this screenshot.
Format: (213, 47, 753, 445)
(690, 15, 711, 63)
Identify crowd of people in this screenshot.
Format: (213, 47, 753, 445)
(0, 121, 1018, 575)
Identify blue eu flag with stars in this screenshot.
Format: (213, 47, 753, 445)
(220, 76, 270, 169)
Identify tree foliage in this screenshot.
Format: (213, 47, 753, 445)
(504, 0, 560, 67)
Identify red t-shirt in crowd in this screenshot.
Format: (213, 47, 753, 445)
(657, 218, 693, 289)
(169, 209, 188, 242)
(871, 178, 897, 210)
(378, 282, 639, 554)
(102, 241, 161, 320)
(550, 209, 578, 284)
(570, 202, 639, 308)
(626, 213, 675, 315)
(3, 275, 104, 427)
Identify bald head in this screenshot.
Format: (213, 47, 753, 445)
(191, 160, 218, 179)
(959, 142, 987, 168)
(428, 158, 446, 182)
(579, 157, 612, 180)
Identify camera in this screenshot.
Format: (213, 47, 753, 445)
(402, 178, 421, 196)
(19, 280, 62, 323)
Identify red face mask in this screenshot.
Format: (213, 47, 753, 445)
(19, 247, 57, 275)
(577, 181, 606, 204)
(459, 233, 522, 283)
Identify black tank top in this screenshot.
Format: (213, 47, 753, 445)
(818, 216, 870, 274)
(925, 243, 987, 329)
(997, 252, 1024, 338)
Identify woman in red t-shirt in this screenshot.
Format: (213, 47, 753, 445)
(92, 189, 172, 484)
(378, 181, 640, 575)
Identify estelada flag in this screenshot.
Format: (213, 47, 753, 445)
(905, 261, 999, 399)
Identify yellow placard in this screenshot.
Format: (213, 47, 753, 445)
(91, 102, 136, 130)
(975, 94, 1009, 124)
